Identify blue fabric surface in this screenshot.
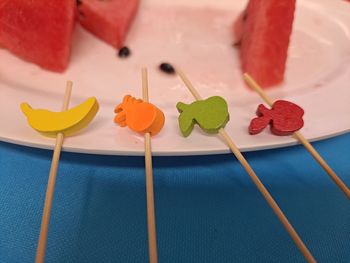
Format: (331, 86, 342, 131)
(0, 133, 349, 263)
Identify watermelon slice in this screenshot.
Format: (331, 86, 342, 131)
(0, 0, 75, 72)
(234, 0, 296, 88)
(77, 0, 140, 49)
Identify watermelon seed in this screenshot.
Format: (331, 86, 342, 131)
(76, 0, 82, 6)
(118, 47, 131, 58)
(159, 63, 175, 74)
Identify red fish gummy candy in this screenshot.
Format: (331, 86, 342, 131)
(249, 100, 304, 136)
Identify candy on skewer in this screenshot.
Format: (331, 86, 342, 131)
(175, 68, 316, 263)
(177, 96, 229, 137)
(114, 95, 164, 136)
(244, 73, 350, 199)
(249, 100, 304, 136)
(20, 82, 99, 263)
(114, 69, 164, 263)
(21, 97, 99, 137)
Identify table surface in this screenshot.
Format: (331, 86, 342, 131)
(0, 133, 349, 263)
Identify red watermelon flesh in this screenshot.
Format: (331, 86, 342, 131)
(77, 0, 140, 49)
(0, 0, 75, 72)
(234, 0, 296, 88)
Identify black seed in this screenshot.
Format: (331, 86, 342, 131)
(159, 63, 175, 74)
(118, 46, 131, 58)
(76, 0, 82, 6)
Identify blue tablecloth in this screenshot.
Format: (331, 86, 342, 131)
(0, 133, 349, 263)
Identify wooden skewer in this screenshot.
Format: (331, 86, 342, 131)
(35, 81, 73, 263)
(176, 68, 316, 263)
(243, 73, 350, 199)
(142, 68, 158, 263)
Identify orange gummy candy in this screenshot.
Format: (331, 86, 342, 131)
(114, 95, 165, 136)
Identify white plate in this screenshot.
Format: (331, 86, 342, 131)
(0, 0, 350, 156)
